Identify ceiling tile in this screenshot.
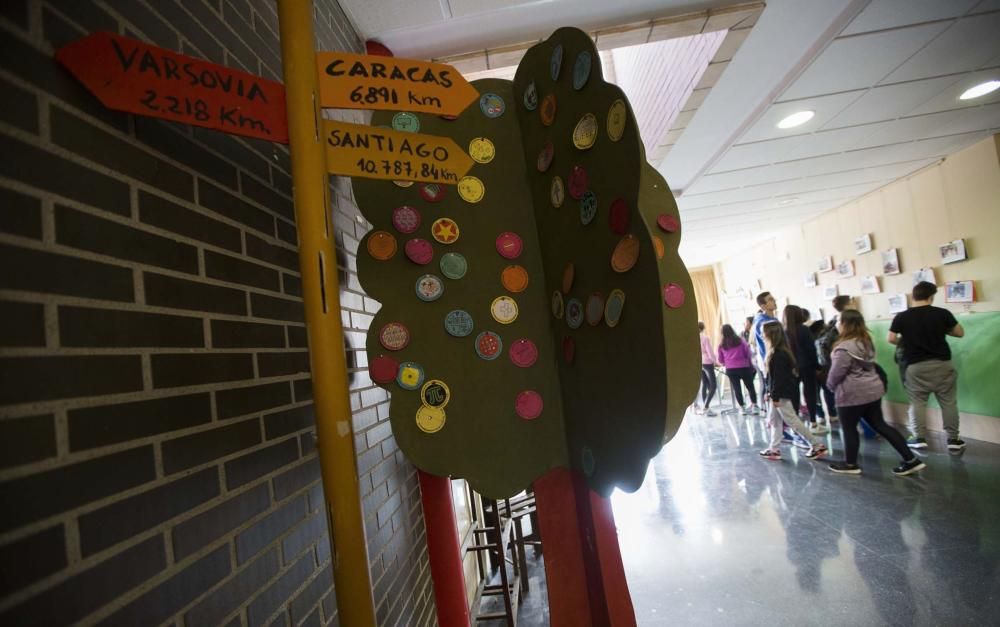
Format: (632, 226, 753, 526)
(908, 68, 1000, 115)
(595, 23, 652, 50)
(740, 91, 864, 143)
(780, 22, 950, 101)
(648, 14, 706, 42)
(841, 0, 978, 36)
(823, 75, 961, 128)
(339, 0, 445, 39)
(712, 28, 750, 63)
(705, 5, 763, 32)
(883, 12, 1000, 83)
(447, 0, 538, 18)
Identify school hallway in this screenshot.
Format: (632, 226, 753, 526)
(608, 409, 1000, 626)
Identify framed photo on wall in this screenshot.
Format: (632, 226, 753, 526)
(860, 275, 881, 294)
(853, 234, 873, 255)
(912, 267, 937, 286)
(888, 293, 908, 314)
(939, 239, 967, 265)
(822, 284, 839, 300)
(818, 256, 834, 273)
(945, 281, 974, 303)
(836, 260, 855, 278)
(804, 272, 817, 287)
(881, 248, 900, 275)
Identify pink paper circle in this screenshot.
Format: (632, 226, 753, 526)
(405, 238, 434, 265)
(509, 339, 539, 368)
(496, 232, 523, 259)
(392, 205, 421, 233)
(663, 283, 685, 308)
(568, 166, 588, 199)
(656, 214, 679, 233)
(515, 390, 544, 420)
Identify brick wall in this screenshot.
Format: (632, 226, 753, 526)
(0, 1, 434, 625)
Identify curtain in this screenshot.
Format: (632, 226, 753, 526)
(691, 267, 722, 348)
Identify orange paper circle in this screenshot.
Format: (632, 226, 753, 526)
(501, 265, 529, 293)
(366, 231, 397, 260)
(653, 236, 665, 260)
(611, 234, 640, 273)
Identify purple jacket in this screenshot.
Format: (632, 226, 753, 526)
(718, 339, 753, 369)
(826, 337, 884, 407)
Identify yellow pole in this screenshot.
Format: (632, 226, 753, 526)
(277, 2, 376, 625)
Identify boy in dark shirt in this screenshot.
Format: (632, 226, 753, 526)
(888, 282, 965, 450)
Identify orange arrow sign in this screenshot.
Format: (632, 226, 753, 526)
(323, 120, 474, 184)
(56, 32, 288, 143)
(316, 52, 478, 116)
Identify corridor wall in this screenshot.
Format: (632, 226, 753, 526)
(716, 135, 1000, 442)
(0, 2, 433, 625)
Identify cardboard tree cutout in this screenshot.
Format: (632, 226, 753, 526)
(354, 28, 699, 499)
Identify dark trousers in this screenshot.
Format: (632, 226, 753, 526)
(837, 399, 914, 465)
(725, 367, 757, 406)
(821, 381, 838, 418)
(700, 365, 717, 406)
(800, 369, 818, 423)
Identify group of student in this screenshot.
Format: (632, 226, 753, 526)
(697, 280, 965, 476)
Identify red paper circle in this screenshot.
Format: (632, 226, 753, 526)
(568, 166, 588, 199)
(495, 232, 524, 259)
(509, 339, 539, 368)
(656, 214, 679, 233)
(515, 390, 544, 420)
(663, 283, 685, 308)
(609, 199, 630, 235)
(405, 238, 434, 265)
(562, 336, 575, 364)
(370, 355, 400, 384)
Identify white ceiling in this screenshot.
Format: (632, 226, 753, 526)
(338, 0, 1000, 268)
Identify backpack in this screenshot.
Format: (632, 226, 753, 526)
(815, 321, 839, 369)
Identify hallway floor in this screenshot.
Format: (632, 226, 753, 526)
(611, 410, 1000, 626)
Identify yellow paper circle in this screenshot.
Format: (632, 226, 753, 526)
(607, 99, 627, 142)
(469, 137, 496, 164)
(457, 176, 485, 203)
(491, 295, 519, 324)
(550, 176, 565, 208)
(573, 113, 598, 150)
(416, 405, 446, 433)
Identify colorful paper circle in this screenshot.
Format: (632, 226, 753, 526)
(540, 94, 557, 126)
(397, 361, 425, 390)
(366, 231, 397, 261)
(491, 296, 519, 324)
(657, 214, 679, 233)
(405, 238, 434, 265)
(523, 81, 538, 110)
(509, 338, 539, 368)
(550, 45, 564, 80)
(653, 236, 665, 260)
(379, 322, 410, 351)
(457, 176, 485, 204)
(573, 51, 592, 90)
(419, 183, 446, 202)
(480, 93, 505, 118)
(431, 217, 460, 244)
(439, 252, 467, 279)
(370, 355, 399, 385)
(469, 137, 495, 164)
(607, 99, 627, 142)
(611, 234, 640, 273)
(609, 198, 629, 235)
(605, 289, 626, 327)
(393, 179, 414, 188)
(501, 265, 529, 293)
(444, 309, 474, 337)
(573, 113, 598, 150)
(496, 232, 523, 259)
(585, 292, 605, 326)
(475, 331, 503, 361)
(551, 291, 564, 319)
(568, 166, 588, 199)
(580, 191, 597, 225)
(562, 263, 574, 294)
(415, 274, 444, 301)
(515, 390, 544, 420)
(663, 283, 685, 308)
(550, 175, 565, 208)
(566, 298, 583, 329)
(416, 405, 446, 433)
(392, 112, 419, 132)
(537, 141, 554, 172)
(420, 379, 450, 409)
(392, 205, 421, 234)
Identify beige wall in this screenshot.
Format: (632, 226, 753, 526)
(717, 135, 1000, 324)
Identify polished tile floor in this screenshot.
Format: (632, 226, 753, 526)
(612, 409, 1000, 626)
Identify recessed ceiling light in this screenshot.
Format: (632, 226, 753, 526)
(776, 110, 814, 129)
(959, 80, 1000, 100)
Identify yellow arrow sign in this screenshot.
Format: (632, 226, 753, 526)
(316, 52, 479, 116)
(323, 120, 474, 184)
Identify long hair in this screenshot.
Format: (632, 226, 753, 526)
(720, 324, 741, 349)
(834, 309, 874, 353)
(763, 321, 796, 373)
(782, 304, 803, 356)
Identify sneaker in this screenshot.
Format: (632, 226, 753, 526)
(811, 423, 830, 435)
(759, 449, 781, 461)
(829, 462, 861, 474)
(893, 458, 927, 476)
(705, 409, 717, 417)
(740, 406, 749, 416)
(792, 433, 812, 450)
(947, 438, 966, 450)
(805, 445, 828, 460)
(907, 437, 928, 449)
(750, 404, 761, 415)
(781, 430, 795, 445)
